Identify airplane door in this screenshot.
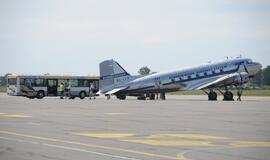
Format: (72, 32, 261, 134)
(47, 79, 58, 96)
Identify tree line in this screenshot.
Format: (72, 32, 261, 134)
(251, 66, 270, 88)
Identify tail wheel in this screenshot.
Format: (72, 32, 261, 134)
(79, 91, 86, 99)
(37, 90, 45, 99)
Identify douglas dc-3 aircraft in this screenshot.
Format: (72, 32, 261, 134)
(98, 57, 262, 101)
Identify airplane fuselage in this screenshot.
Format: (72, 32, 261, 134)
(116, 58, 261, 95)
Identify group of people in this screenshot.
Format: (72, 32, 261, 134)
(59, 82, 96, 100)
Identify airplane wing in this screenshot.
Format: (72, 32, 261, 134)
(195, 73, 239, 90)
(105, 87, 128, 95)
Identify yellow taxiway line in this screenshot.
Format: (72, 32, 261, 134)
(0, 130, 179, 160)
(0, 112, 31, 118)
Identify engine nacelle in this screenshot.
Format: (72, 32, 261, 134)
(234, 72, 250, 85)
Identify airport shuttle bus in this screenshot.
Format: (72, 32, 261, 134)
(7, 75, 99, 99)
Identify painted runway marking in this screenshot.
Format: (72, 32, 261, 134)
(104, 113, 128, 116)
(42, 144, 144, 160)
(0, 136, 143, 160)
(0, 131, 178, 160)
(0, 112, 31, 118)
(123, 140, 214, 147)
(72, 132, 270, 148)
(72, 133, 135, 139)
(230, 141, 270, 148)
(147, 134, 229, 140)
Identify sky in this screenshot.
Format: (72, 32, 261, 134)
(0, 0, 270, 76)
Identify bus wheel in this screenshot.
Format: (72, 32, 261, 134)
(79, 91, 86, 99)
(37, 90, 45, 99)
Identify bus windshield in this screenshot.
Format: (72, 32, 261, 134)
(8, 78, 16, 85)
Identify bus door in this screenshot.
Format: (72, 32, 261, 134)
(47, 79, 58, 96)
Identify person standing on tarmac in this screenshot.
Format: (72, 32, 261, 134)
(155, 81, 161, 100)
(59, 83, 65, 99)
(89, 83, 96, 100)
(237, 89, 242, 101)
(65, 82, 71, 99)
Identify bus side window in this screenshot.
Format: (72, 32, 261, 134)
(69, 80, 78, 87)
(20, 78, 25, 85)
(35, 79, 45, 87)
(58, 79, 67, 86)
(25, 78, 34, 86)
(78, 79, 89, 87)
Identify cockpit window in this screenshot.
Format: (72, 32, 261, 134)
(247, 60, 253, 64)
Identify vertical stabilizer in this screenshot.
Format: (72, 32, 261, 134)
(99, 60, 131, 93)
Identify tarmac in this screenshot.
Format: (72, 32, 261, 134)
(0, 93, 270, 160)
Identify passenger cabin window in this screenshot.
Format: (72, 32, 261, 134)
(198, 73, 204, 77)
(191, 74, 196, 79)
(182, 76, 187, 80)
(207, 70, 212, 75)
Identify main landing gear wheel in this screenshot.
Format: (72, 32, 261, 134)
(149, 93, 155, 100)
(223, 91, 234, 101)
(79, 91, 86, 99)
(116, 95, 126, 100)
(204, 89, 217, 101)
(208, 91, 217, 101)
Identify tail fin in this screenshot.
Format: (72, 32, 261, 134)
(99, 59, 130, 93)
